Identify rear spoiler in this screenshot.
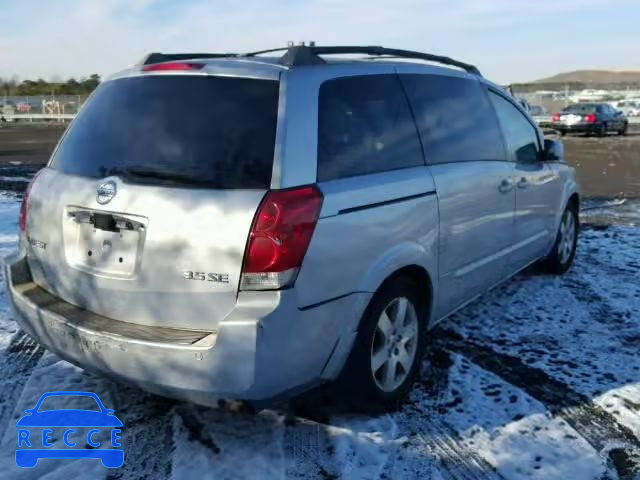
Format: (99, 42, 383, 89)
(140, 52, 237, 65)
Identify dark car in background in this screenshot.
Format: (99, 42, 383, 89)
(552, 103, 628, 136)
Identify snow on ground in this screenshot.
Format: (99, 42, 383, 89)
(0, 194, 638, 480)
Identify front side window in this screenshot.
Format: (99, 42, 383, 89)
(317, 75, 424, 182)
(489, 92, 540, 163)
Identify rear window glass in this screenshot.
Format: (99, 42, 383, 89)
(317, 75, 424, 182)
(50, 75, 279, 189)
(400, 75, 506, 164)
(563, 104, 597, 114)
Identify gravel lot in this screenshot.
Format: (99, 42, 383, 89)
(0, 125, 638, 479)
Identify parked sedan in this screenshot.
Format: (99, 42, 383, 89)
(552, 103, 628, 136)
(530, 105, 552, 128)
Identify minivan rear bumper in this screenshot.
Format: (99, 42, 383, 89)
(4, 254, 370, 404)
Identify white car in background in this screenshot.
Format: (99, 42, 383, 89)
(529, 105, 552, 128)
(615, 100, 640, 117)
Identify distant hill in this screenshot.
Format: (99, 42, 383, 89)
(534, 70, 640, 84)
(510, 70, 640, 93)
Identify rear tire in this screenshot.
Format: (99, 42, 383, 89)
(558, 130, 567, 137)
(598, 123, 607, 136)
(336, 275, 427, 412)
(540, 204, 578, 274)
(618, 123, 628, 135)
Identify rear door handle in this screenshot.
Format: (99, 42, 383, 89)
(517, 177, 528, 189)
(498, 178, 514, 193)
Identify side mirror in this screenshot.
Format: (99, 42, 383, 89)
(543, 139, 564, 162)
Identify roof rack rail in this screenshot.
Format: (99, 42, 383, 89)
(141, 46, 481, 76)
(141, 52, 237, 65)
(245, 45, 481, 76)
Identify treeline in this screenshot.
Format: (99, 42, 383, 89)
(1, 75, 101, 96)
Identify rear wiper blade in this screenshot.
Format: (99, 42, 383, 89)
(123, 166, 210, 186)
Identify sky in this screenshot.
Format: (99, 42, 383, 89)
(1, 0, 639, 84)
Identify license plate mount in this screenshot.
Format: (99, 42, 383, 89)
(65, 209, 147, 277)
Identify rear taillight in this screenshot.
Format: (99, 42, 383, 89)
(552, 113, 560, 122)
(240, 186, 323, 291)
(585, 114, 596, 124)
(18, 172, 41, 233)
(142, 62, 205, 72)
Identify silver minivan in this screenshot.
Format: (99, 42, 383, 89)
(4, 45, 579, 411)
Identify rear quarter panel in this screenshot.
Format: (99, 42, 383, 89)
(294, 167, 439, 323)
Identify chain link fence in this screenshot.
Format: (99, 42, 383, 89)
(1, 95, 87, 120)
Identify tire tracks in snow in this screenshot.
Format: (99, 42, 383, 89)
(282, 355, 501, 480)
(283, 416, 338, 480)
(441, 330, 640, 479)
(384, 348, 504, 480)
(0, 330, 44, 436)
(562, 274, 635, 327)
(106, 383, 176, 480)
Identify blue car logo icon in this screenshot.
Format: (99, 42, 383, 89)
(16, 391, 124, 468)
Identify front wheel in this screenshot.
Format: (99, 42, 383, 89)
(336, 275, 427, 412)
(540, 205, 578, 274)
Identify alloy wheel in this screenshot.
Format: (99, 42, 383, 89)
(558, 209, 576, 265)
(370, 297, 419, 392)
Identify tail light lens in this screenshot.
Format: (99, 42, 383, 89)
(241, 186, 323, 290)
(552, 113, 560, 122)
(18, 171, 41, 233)
(585, 114, 596, 124)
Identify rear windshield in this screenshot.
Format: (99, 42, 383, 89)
(50, 75, 279, 189)
(563, 104, 597, 114)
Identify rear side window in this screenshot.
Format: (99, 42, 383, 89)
(488, 92, 540, 163)
(317, 75, 424, 182)
(50, 76, 279, 189)
(400, 74, 505, 164)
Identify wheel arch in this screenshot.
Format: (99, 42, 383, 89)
(319, 261, 436, 381)
(567, 192, 580, 212)
(374, 264, 434, 329)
